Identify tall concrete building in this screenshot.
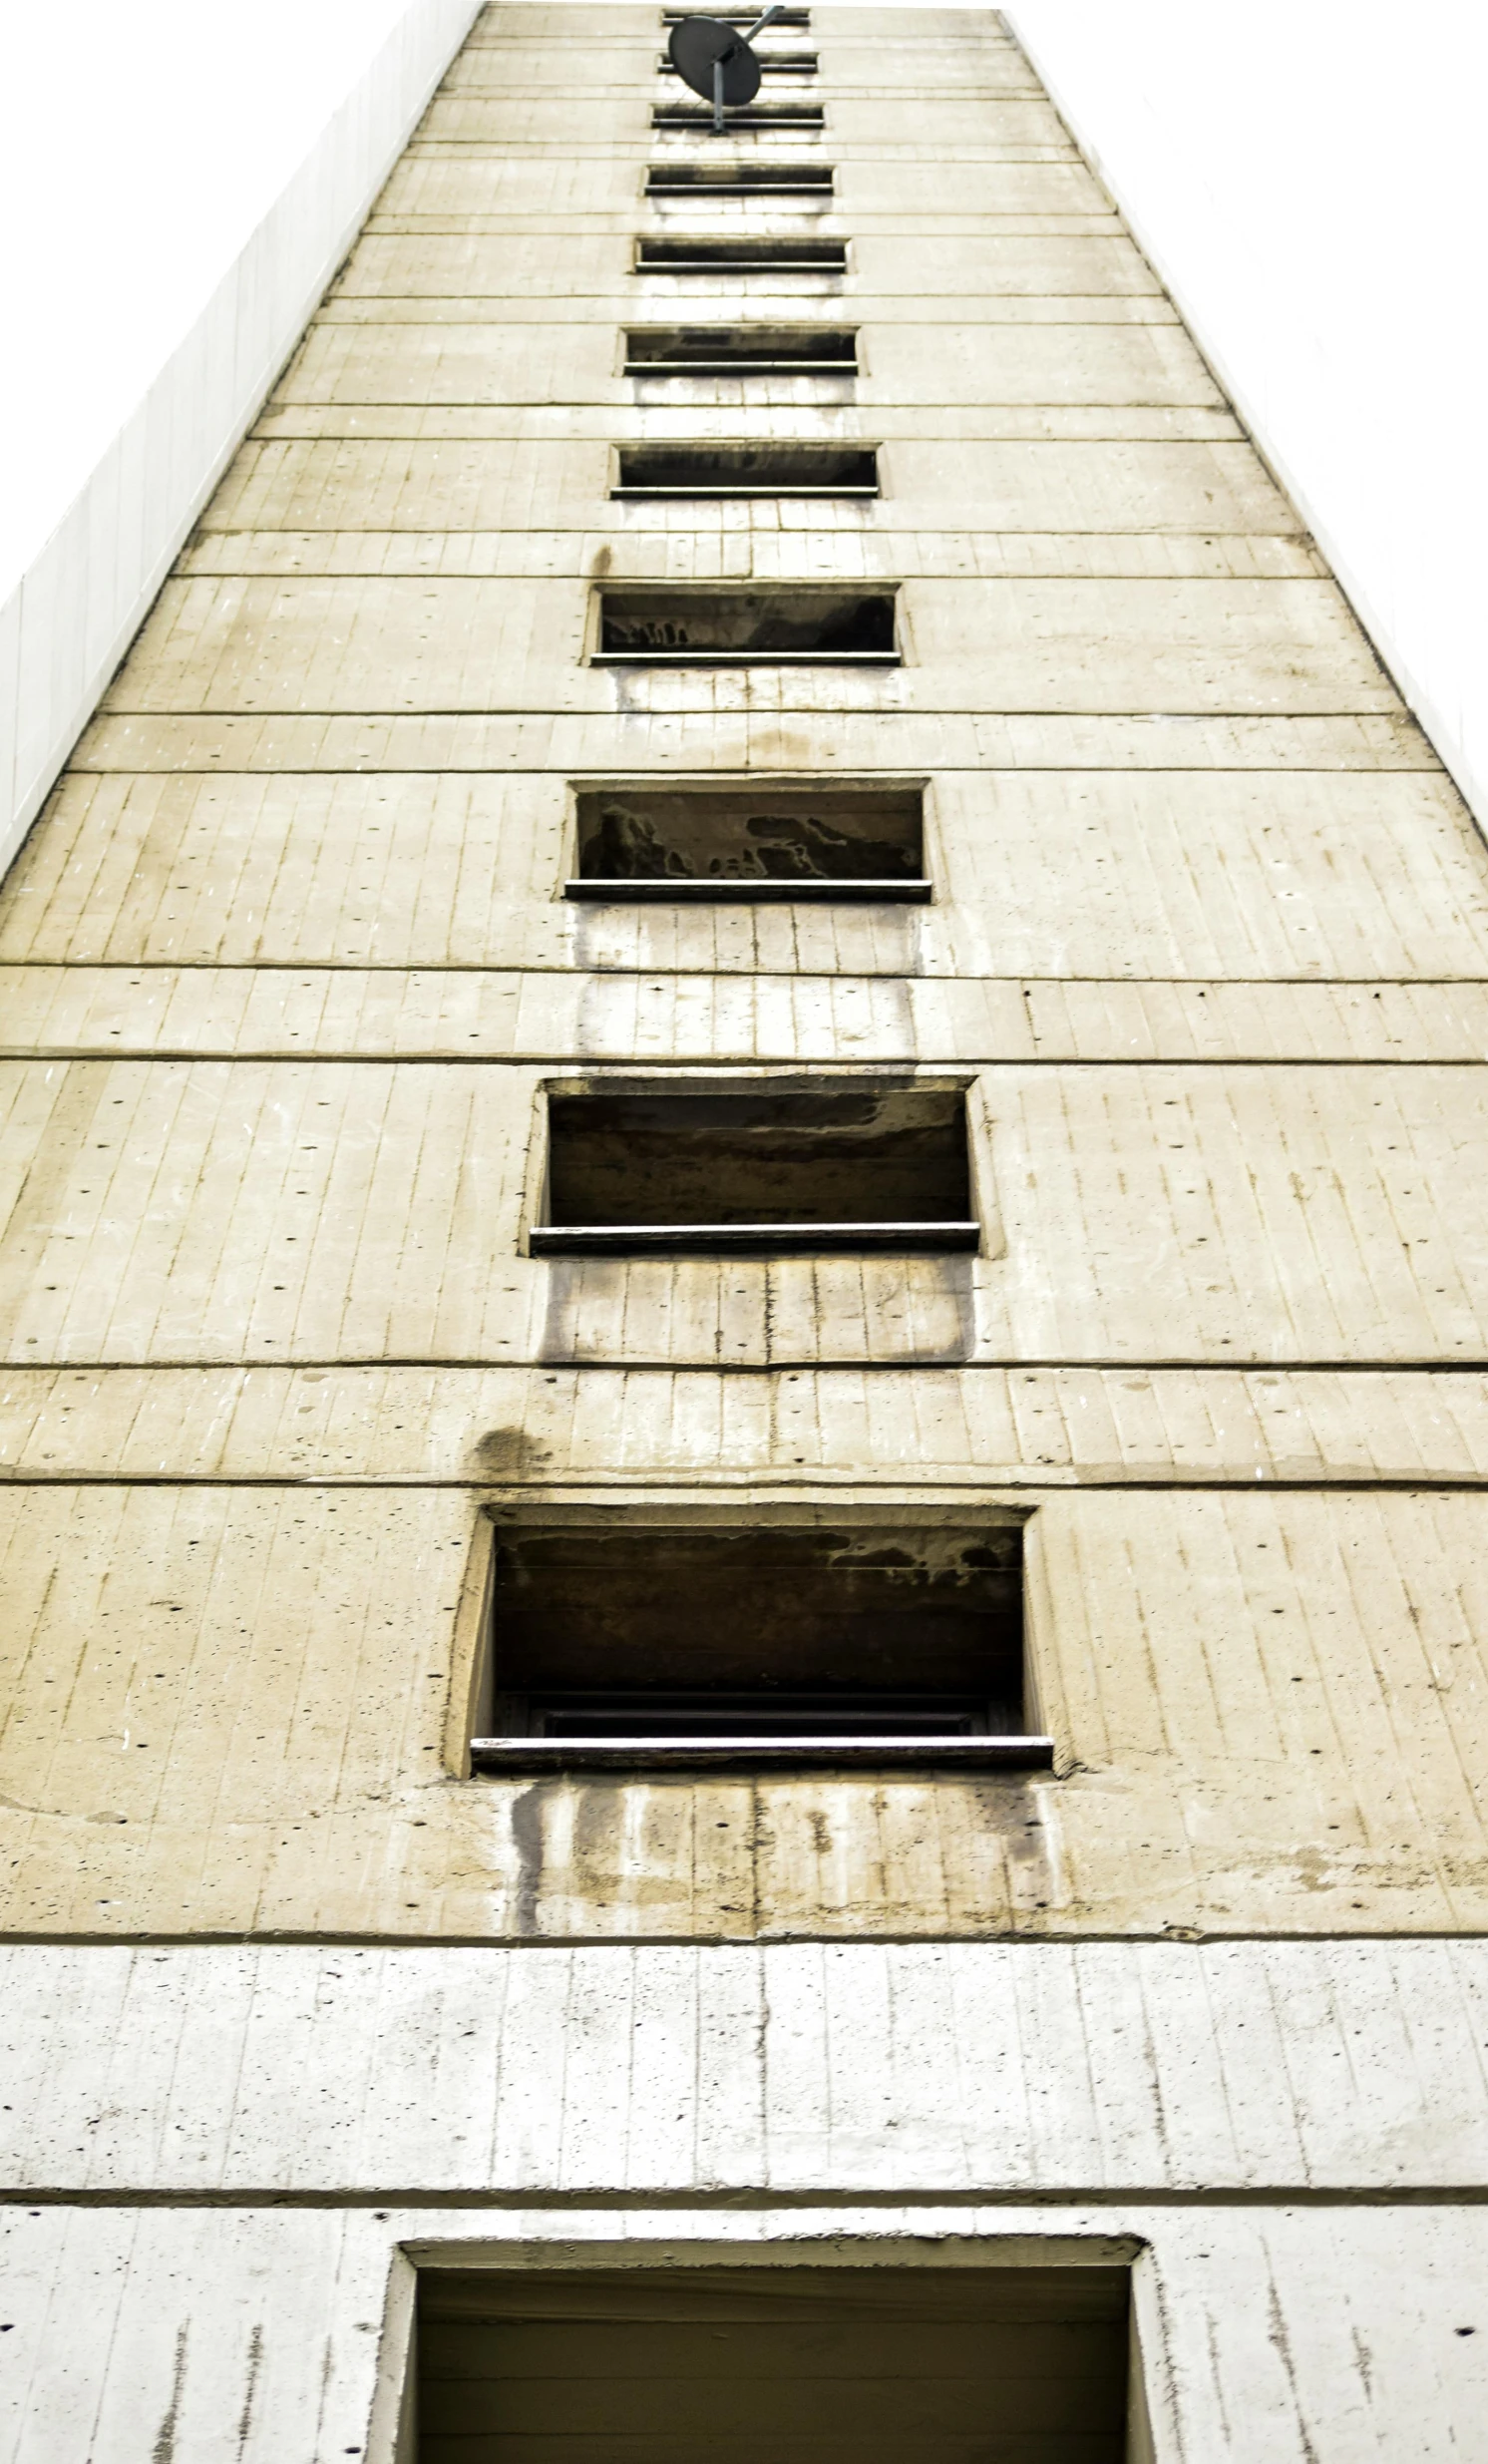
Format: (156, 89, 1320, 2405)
(2, 7, 1487, 2456)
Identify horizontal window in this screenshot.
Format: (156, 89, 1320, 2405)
(634, 234, 846, 272)
(417, 2264, 1131, 2464)
(613, 441, 875, 496)
(624, 322, 856, 375)
(663, 4, 812, 21)
(659, 50, 818, 72)
(530, 1078, 976, 1255)
(593, 586, 896, 664)
(566, 778, 925, 899)
(471, 1520, 1046, 1772)
(652, 101, 824, 126)
(645, 162, 833, 194)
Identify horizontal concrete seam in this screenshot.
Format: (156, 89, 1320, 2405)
(5, 1927, 1488, 1949)
(94, 706, 1416, 718)
(4, 1358, 1486, 1375)
(64, 764, 1444, 777)
(0, 2185, 1484, 2211)
(2, 1476, 1488, 1495)
(4, 1052, 1483, 1069)
(186, 526, 1298, 539)
(4, 969, 1479, 984)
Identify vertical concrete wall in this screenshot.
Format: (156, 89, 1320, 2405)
(2, 6, 1488, 2454)
(1006, 1, 1488, 829)
(0, 0, 483, 876)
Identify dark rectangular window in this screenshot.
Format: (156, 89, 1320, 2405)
(418, 2266, 1127, 2460)
(662, 5, 812, 22)
(635, 235, 846, 273)
(645, 162, 833, 195)
(653, 101, 824, 126)
(614, 441, 876, 496)
(659, 50, 818, 73)
(593, 587, 896, 664)
(624, 324, 856, 374)
(531, 1079, 976, 1255)
(471, 1523, 1047, 1771)
(567, 779, 924, 899)
(419, 2266, 1125, 2458)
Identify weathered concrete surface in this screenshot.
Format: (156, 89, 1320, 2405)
(4, 1937, 1488, 2193)
(1, 2195, 1487, 2462)
(2, 1485, 1487, 1936)
(3, 5, 1488, 2451)
(1, 1058, 1487, 1366)
(0, 2200, 1476, 2463)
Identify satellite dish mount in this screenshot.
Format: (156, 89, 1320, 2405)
(668, 7, 787, 132)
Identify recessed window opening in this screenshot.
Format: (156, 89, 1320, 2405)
(645, 162, 834, 194)
(653, 100, 824, 126)
(470, 1524, 1047, 1772)
(567, 780, 926, 901)
(614, 442, 875, 496)
(530, 1079, 976, 1255)
(625, 323, 855, 374)
(417, 2266, 1129, 2459)
(659, 49, 818, 73)
(663, 6, 812, 22)
(635, 235, 846, 272)
(594, 587, 895, 664)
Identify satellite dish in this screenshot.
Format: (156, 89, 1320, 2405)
(668, 6, 785, 130)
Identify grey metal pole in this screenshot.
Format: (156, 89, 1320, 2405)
(713, 52, 725, 131)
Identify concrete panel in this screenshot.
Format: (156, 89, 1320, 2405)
(265, 315, 1222, 410)
(2, 1058, 1488, 1366)
(199, 435, 1302, 536)
(4, 1363, 1488, 1486)
(9, 968, 1488, 1064)
(4, 1937, 1488, 2195)
(322, 229, 1158, 299)
(3, 1487, 1488, 1934)
(96, 574, 1394, 720)
(1, 2198, 1484, 2464)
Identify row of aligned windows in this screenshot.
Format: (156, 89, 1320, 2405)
(452, 27, 1028, 1779)
(477, 22, 984, 1772)
(410, 26, 1133, 2453)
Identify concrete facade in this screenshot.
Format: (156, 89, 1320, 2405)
(2, 7, 1488, 2456)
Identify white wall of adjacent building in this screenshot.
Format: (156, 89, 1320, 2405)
(1007, 0, 1488, 832)
(0, 0, 482, 875)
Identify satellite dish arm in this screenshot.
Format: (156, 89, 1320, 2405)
(717, 7, 782, 124)
(712, 9, 780, 128)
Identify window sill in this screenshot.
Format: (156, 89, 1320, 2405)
(646, 183, 834, 197)
(624, 361, 856, 379)
(530, 1221, 979, 1257)
(593, 649, 896, 666)
(633, 265, 845, 277)
(611, 485, 876, 499)
(470, 1736, 1055, 1773)
(563, 877, 930, 903)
